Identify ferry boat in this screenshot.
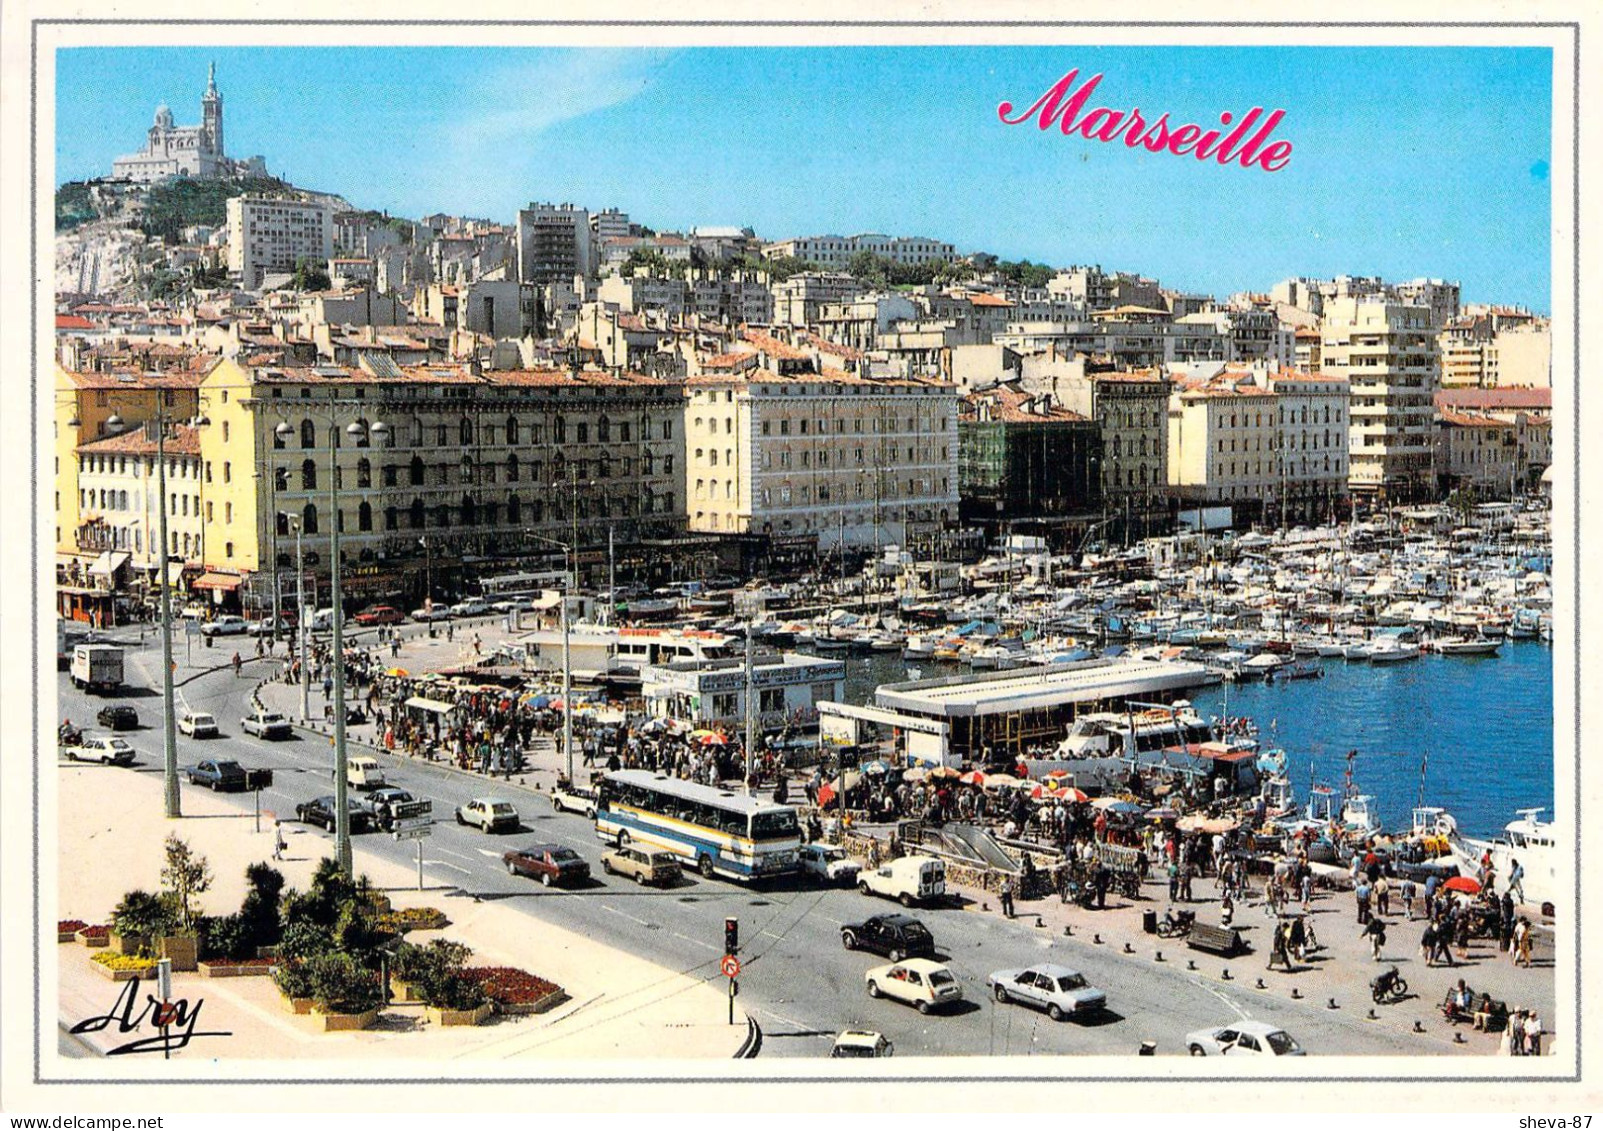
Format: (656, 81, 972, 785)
(1055, 701, 1232, 758)
(1451, 807, 1561, 915)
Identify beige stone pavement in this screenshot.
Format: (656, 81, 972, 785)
(55, 758, 749, 1062)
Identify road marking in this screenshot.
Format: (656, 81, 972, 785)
(671, 932, 718, 952)
(434, 846, 474, 862)
(760, 930, 786, 941)
(756, 1007, 815, 1030)
(429, 861, 470, 874)
(1199, 979, 1252, 1020)
(600, 904, 653, 927)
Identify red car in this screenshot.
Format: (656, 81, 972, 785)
(353, 605, 405, 626)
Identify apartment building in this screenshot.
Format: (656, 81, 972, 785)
(683, 331, 959, 551)
(1435, 410, 1551, 498)
(1166, 380, 1281, 513)
(771, 272, 864, 326)
(1267, 372, 1351, 522)
(227, 196, 335, 289)
(1320, 297, 1440, 501)
(958, 382, 1102, 536)
(515, 202, 594, 285)
(763, 233, 956, 270)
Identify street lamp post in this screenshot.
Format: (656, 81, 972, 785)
(281, 512, 310, 723)
(275, 411, 388, 878)
(530, 532, 574, 782)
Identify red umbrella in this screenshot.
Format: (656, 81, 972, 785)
(1442, 875, 1482, 895)
(959, 770, 987, 786)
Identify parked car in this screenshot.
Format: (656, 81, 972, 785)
(361, 787, 420, 831)
(987, 964, 1107, 1022)
(857, 856, 946, 907)
(247, 613, 295, 637)
(830, 1030, 894, 1058)
(63, 735, 136, 766)
(241, 709, 292, 739)
(864, 958, 964, 1015)
(95, 705, 139, 731)
(1184, 1021, 1306, 1057)
(352, 605, 405, 627)
(296, 795, 372, 833)
(799, 842, 862, 886)
(548, 780, 598, 819)
(200, 615, 250, 638)
(450, 597, 491, 617)
(177, 710, 218, 738)
(840, 914, 936, 962)
(456, 797, 519, 833)
(335, 755, 387, 790)
(186, 759, 248, 791)
(503, 843, 591, 886)
(600, 844, 681, 886)
(409, 605, 452, 622)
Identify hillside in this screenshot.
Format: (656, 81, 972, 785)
(137, 174, 296, 243)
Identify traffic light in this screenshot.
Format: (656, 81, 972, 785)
(724, 916, 739, 955)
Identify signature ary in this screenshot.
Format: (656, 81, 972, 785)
(68, 976, 233, 1055)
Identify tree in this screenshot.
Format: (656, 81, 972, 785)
(622, 248, 670, 278)
(292, 257, 331, 292)
(847, 250, 890, 289)
(160, 834, 212, 934)
(757, 255, 825, 283)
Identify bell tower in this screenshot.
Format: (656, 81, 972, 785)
(201, 62, 224, 159)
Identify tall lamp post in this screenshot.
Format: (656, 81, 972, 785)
(529, 532, 574, 783)
(108, 403, 205, 819)
(280, 512, 310, 723)
(274, 411, 388, 877)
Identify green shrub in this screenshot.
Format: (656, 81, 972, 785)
(200, 913, 252, 962)
(240, 862, 285, 949)
(276, 920, 335, 962)
(111, 890, 177, 939)
(422, 967, 489, 1012)
(273, 959, 315, 1001)
(306, 952, 383, 1015)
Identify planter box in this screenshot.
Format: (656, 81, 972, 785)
(159, 936, 199, 972)
(199, 961, 277, 979)
(281, 995, 316, 1015)
(310, 1007, 380, 1032)
(109, 932, 149, 956)
(492, 989, 568, 1017)
(93, 960, 157, 982)
(255, 946, 279, 960)
(75, 929, 109, 948)
(426, 1002, 493, 1027)
(389, 979, 426, 1003)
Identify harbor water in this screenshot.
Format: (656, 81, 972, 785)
(840, 641, 1554, 841)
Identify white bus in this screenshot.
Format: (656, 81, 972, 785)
(595, 769, 801, 881)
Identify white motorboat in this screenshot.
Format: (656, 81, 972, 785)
(1452, 808, 1561, 915)
(1367, 638, 1420, 663)
(1434, 638, 1501, 657)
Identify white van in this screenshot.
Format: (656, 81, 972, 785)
(858, 855, 946, 907)
(310, 608, 336, 633)
(341, 756, 387, 790)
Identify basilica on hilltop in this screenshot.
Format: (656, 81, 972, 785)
(111, 64, 267, 184)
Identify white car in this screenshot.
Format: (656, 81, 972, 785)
(455, 797, 519, 833)
(410, 606, 452, 622)
(830, 1030, 894, 1058)
(241, 709, 292, 739)
(987, 964, 1107, 1021)
(450, 598, 490, 617)
(64, 735, 135, 766)
(798, 842, 862, 885)
(864, 958, 964, 1015)
(177, 710, 219, 738)
(200, 615, 250, 637)
(1185, 1020, 1306, 1057)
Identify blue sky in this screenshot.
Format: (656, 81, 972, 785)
(56, 45, 1552, 311)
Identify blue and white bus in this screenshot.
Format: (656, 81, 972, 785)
(595, 770, 801, 881)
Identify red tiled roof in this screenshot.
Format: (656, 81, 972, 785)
(1436, 387, 1551, 411)
(964, 292, 1014, 308)
(76, 423, 201, 456)
(1439, 410, 1513, 429)
(961, 385, 1087, 423)
(56, 314, 97, 330)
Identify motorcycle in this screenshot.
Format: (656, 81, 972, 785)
(1370, 965, 1408, 1004)
(1156, 908, 1196, 938)
(1060, 879, 1097, 909)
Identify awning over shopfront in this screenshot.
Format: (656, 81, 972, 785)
(192, 572, 243, 591)
(403, 696, 457, 715)
(87, 551, 131, 577)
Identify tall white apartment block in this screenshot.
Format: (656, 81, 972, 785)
(227, 196, 335, 289)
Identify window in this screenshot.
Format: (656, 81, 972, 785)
(358, 502, 373, 531)
(507, 415, 520, 444)
(302, 503, 319, 534)
(301, 419, 315, 448)
(436, 424, 448, 446)
(459, 417, 473, 445)
(225, 502, 233, 523)
(357, 458, 371, 489)
(409, 498, 425, 529)
(301, 459, 317, 490)
(576, 423, 589, 443)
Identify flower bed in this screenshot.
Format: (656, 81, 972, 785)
(60, 920, 88, 944)
(75, 925, 110, 947)
(199, 957, 279, 978)
(376, 907, 449, 934)
(91, 952, 157, 981)
(470, 966, 566, 1016)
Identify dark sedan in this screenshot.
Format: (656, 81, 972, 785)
(185, 759, 248, 791)
(840, 914, 937, 962)
(295, 795, 372, 833)
(503, 843, 591, 887)
(96, 705, 139, 731)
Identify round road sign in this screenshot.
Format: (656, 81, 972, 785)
(720, 955, 741, 978)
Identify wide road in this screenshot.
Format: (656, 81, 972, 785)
(56, 628, 1434, 1059)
